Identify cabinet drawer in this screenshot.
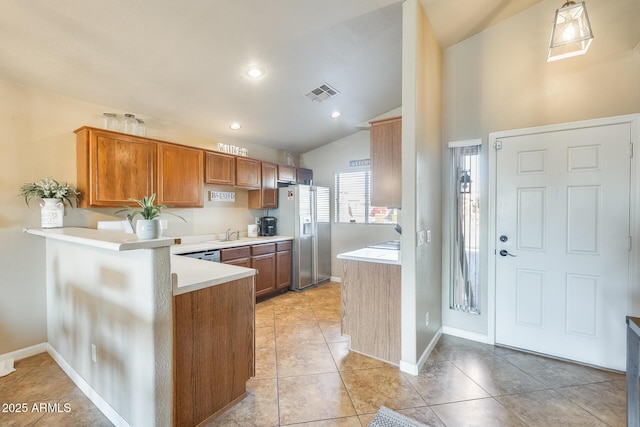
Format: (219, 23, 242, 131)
(276, 240, 292, 252)
(251, 243, 276, 256)
(220, 246, 251, 261)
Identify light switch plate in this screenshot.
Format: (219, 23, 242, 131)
(426, 230, 432, 243)
(417, 230, 426, 246)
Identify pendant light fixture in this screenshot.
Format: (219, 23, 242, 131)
(547, 1, 594, 62)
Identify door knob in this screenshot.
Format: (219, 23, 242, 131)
(499, 249, 517, 257)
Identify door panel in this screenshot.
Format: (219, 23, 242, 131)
(495, 123, 630, 370)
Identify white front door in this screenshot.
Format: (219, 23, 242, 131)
(495, 122, 631, 370)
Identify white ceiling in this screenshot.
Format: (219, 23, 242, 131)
(0, 0, 543, 154)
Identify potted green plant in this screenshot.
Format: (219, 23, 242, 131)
(19, 177, 80, 228)
(115, 193, 185, 239)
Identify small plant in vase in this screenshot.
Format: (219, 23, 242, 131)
(19, 177, 80, 228)
(115, 193, 185, 239)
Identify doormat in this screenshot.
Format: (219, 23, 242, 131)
(368, 406, 429, 427)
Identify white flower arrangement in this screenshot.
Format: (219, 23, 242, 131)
(19, 177, 80, 207)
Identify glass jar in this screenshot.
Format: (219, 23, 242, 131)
(123, 114, 137, 134)
(100, 112, 118, 131)
(135, 119, 146, 136)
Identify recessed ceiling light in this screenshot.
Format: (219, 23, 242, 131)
(229, 123, 241, 130)
(331, 111, 341, 118)
(246, 67, 265, 79)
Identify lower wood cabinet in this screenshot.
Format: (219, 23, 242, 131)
(173, 276, 255, 427)
(276, 241, 292, 290)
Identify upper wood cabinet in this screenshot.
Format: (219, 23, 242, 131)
(248, 162, 278, 209)
(296, 168, 313, 185)
(76, 127, 156, 208)
(205, 151, 235, 186)
(277, 165, 297, 183)
(236, 157, 261, 189)
(156, 142, 204, 207)
(370, 116, 402, 208)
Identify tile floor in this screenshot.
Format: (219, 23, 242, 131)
(0, 281, 629, 426)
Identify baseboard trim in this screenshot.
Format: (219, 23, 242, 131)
(0, 342, 48, 361)
(442, 326, 491, 344)
(399, 326, 443, 376)
(330, 276, 341, 283)
(47, 345, 131, 427)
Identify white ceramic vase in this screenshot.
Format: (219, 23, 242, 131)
(40, 198, 64, 228)
(135, 219, 161, 240)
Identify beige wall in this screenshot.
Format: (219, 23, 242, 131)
(0, 79, 281, 355)
(400, 0, 443, 370)
(441, 0, 640, 335)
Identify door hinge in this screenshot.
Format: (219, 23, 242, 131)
(494, 140, 503, 150)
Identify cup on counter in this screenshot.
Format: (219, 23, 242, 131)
(248, 224, 259, 238)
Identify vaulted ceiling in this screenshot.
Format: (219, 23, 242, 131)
(0, 0, 543, 153)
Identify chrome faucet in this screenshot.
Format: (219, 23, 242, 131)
(225, 228, 232, 241)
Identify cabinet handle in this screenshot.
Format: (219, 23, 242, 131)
(256, 269, 260, 274)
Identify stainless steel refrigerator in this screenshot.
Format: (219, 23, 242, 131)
(275, 185, 331, 290)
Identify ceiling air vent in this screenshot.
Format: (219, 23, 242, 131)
(305, 83, 340, 103)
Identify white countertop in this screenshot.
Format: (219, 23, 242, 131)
(171, 235, 293, 254)
(25, 227, 176, 251)
(171, 255, 255, 295)
(337, 247, 401, 265)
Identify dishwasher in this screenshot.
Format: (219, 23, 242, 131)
(178, 249, 221, 263)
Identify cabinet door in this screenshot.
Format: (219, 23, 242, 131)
(76, 127, 155, 207)
(252, 253, 276, 297)
(236, 158, 261, 189)
(224, 258, 252, 268)
(157, 143, 204, 207)
(296, 168, 313, 185)
(205, 151, 235, 185)
(248, 162, 278, 209)
(276, 250, 291, 290)
(277, 165, 296, 183)
(370, 116, 402, 208)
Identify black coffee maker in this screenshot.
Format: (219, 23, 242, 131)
(258, 216, 277, 236)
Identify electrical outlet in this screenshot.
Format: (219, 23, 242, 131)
(255, 217, 260, 224)
(426, 230, 432, 243)
(425, 312, 430, 326)
(417, 230, 426, 246)
(91, 344, 97, 363)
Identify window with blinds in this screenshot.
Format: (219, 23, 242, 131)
(334, 168, 398, 224)
(450, 140, 481, 314)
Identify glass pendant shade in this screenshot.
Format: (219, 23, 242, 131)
(547, 1, 594, 62)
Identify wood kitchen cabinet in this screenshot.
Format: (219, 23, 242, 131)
(220, 246, 251, 268)
(156, 142, 204, 207)
(205, 151, 236, 186)
(277, 165, 297, 183)
(248, 161, 278, 209)
(236, 157, 261, 189)
(76, 127, 156, 208)
(276, 240, 292, 290)
(251, 243, 277, 298)
(296, 167, 313, 185)
(370, 116, 402, 208)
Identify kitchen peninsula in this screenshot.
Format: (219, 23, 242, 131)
(25, 227, 256, 427)
(338, 243, 401, 364)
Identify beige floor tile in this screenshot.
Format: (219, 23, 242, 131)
(452, 356, 546, 396)
(256, 325, 276, 349)
(278, 372, 356, 425)
(318, 321, 349, 344)
(276, 343, 337, 377)
(328, 342, 391, 371)
(205, 378, 279, 427)
(255, 346, 278, 379)
(557, 379, 627, 427)
(285, 416, 363, 426)
(276, 322, 326, 347)
(501, 352, 624, 388)
(396, 406, 446, 426)
(431, 398, 527, 426)
(496, 389, 609, 426)
(435, 335, 496, 360)
(405, 360, 490, 405)
(340, 367, 426, 414)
